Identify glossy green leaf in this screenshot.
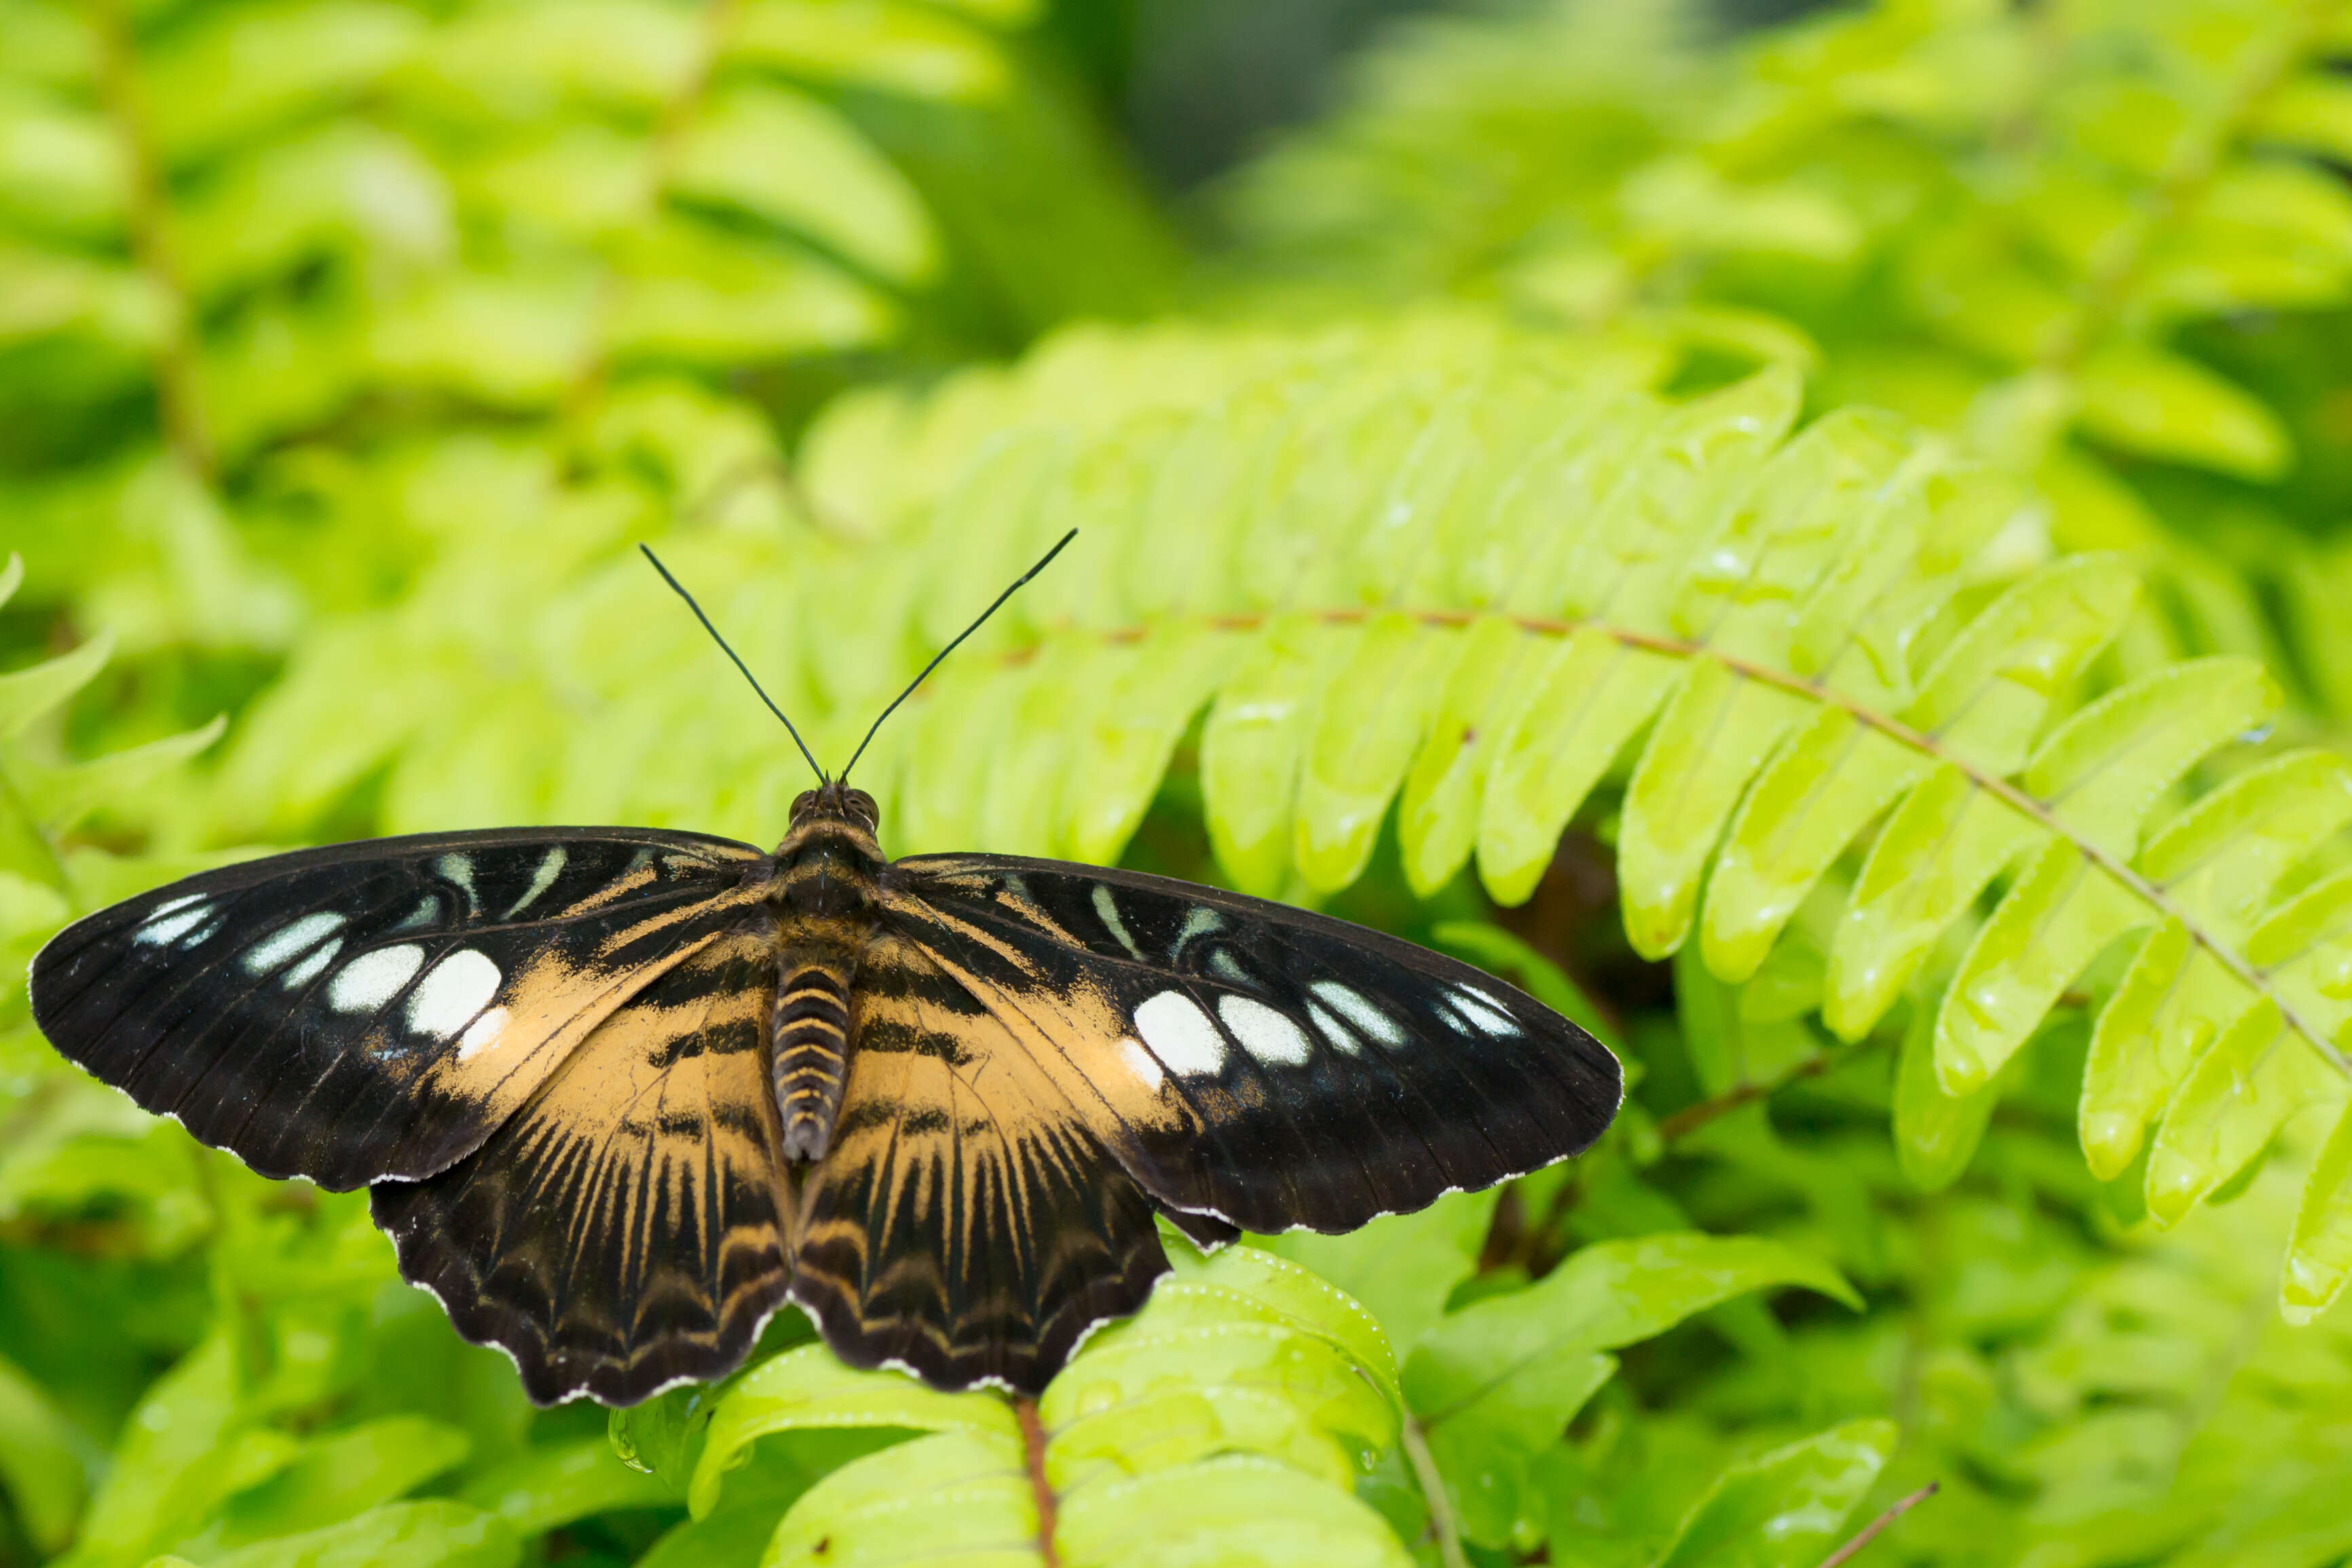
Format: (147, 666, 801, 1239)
(2072, 343, 2290, 481)
(2079, 922, 2243, 1180)
(1057, 1455, 1413, 1568)
(1903, 556, 2141, 775)
(1202, 616, 1354, 896)
(1704, 713, 1924, 984)
(141, 0, 424, 164)
(1649, 1419, 1897, 1568)
(724, 0, 1010, 100)
(762, 1430, 1034, 1568)
(1143, 1246, 1398, 1406)
(1825, 766, 2043, 1042)
(1405, 1234, 1856, 1545)
(204, 1501, 519, 1568)
(2283, 1101, 2352, 1325)
(692, 1347, 1013, 1518)
(669, 85, 939, 284)
(1254, 1188, 1497, 1364)
(2146, 1001, 2347, 1227)
(64, 1334, 242, 1568)
(1935, 841, 2148, 1094)
(2021, 659, 2277, 861)
(1396, 616, 1542, 895)
(0, 625, 111, 741)
(2252, 72, 2352, 164)
(1058, 622, 1234, 864)
(1477, 631, 1677, 906)
(460, 1438, 677, 1536)
(200, 1417, 471, 1551)
(1294, 615, 1457, 891)
(1896, 991, 1999, 1193)
(0, 1351, 84, 1553)
(1620, 662, 1809, 959)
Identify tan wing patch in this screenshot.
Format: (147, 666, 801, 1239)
(373, 926, 796, 1406)
(400, 882, 771, 1148)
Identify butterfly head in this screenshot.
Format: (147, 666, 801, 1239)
(787, 780, 880, 834)
(772, 781, 885, 916)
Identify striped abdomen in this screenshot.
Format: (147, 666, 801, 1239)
(774, 956, 854, 1162)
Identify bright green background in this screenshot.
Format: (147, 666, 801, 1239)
(8, 2, 2352, 1566)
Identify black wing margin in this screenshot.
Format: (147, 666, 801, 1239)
(879, 855, 1623, 1237)
(29, 827, 770, 1191)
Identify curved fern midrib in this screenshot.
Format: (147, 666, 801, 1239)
(992, 601, 2352, 1087)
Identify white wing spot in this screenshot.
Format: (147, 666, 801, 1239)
(242, 912, 347, 975)
(436, 854, 477, 912)
(1134, 992, 1227, 1078)
(326, 943, 426, 1013)
(408, 949, 503, 1039)
(1092, 884, 1143, 958)
(1219, 994, 1313, 1067)
(1449, 986, 1523, 1037)
(1311, 982, 1406, 1047)
(134, 899, 212, 947)
(506, 844, 567, 917)
(1306, 1000, 1362, 1056)
(1174, 908, 1225, 952)
(1209, 948, 1251, 986)
(282, 938, 342, 989)
(457, 1006, 511, 1062)
(1117, 1037, 1165, 1089)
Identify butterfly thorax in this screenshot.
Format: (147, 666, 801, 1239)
(768, 783, 886, 1161)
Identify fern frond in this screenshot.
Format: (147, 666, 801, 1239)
(1224, 0, 2352, 698)
(635, 1245, 1410, 1568)
(776, 325, 2351, 1311)
(0, 0, 1148, 664)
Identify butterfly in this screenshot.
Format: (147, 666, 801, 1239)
(27, 534, 1622, 1404)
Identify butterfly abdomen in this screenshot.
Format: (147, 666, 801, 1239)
(774, 951, 855, 1161)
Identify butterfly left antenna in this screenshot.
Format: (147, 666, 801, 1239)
(640, 544, 827, 784)
(840, 529, 1077, 782)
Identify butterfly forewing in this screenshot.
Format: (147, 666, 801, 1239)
(878, 855, 1624, 1237)
(371, 925, 795, 1405)
(791, 927, 1169, 1393)
(29, 827, 767, 1191)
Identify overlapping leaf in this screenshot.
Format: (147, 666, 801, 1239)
(663, 1246, 1406, 1568)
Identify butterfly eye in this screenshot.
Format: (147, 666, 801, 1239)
(846, 789, 880, 829)
(790, 790, 819, 821)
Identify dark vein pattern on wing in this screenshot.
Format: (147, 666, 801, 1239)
(789, 929, 1166, 1394)
(371, 926, 793, 1405)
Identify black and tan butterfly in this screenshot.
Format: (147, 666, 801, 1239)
(28, 533, 1621, 1404)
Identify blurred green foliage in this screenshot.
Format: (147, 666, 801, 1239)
(7, 2, 2352, 1567)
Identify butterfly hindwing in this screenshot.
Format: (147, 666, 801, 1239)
(371, 924, 796, 1405)
(790, 927, 1170, 1394)
(29, 827, 767, 1191)
(879, 855, 1624, 1236)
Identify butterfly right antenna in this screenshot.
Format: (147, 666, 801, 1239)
(839, 529, 1077, 782)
